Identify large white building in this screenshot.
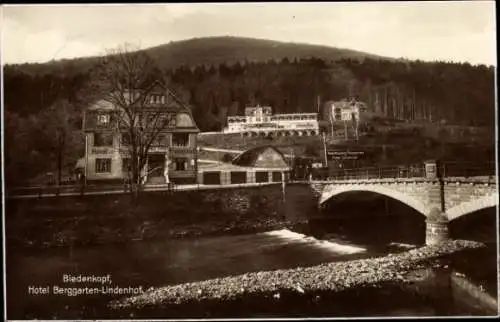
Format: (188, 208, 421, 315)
(224, 105, 320, 137)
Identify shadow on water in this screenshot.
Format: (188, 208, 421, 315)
(311, 191, 427, 253)
(448, 207, 498, 298)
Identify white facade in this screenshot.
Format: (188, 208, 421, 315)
(329, 99, 368, 122)
(224, 105, 320, 137)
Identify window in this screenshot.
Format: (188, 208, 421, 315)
(272, 171, 283, 182)
(94, 133, 113, 147)
(166, 113, 176, 127)
(203, 172, 221, 185)
(230, 171, 247, 184)
(172, 133, 189, 147)
(256, 171, 269, 183)
(97, 114, 110, 125)
(173, 158, 188, 171)
(122, 158, 131, 175)
(153, 134, 168, 146)
(95, 158, 111, 173)
(121, 133, 132, 146)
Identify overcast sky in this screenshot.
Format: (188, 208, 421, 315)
(1, 2, 496, 65)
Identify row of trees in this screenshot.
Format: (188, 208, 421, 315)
(5, 55, 495, 131)
(4, 101, 83, 187)
(4, 47, 495, 191)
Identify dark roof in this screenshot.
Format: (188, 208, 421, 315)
(232, 145, 289, 168)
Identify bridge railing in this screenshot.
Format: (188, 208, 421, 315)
(310, 162, 496, 181)
(325, 165, 426, 181)
(440, 161, 496, 178)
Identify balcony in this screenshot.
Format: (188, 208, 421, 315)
(149, 145, 169, 153)
(91, 146, 114, 154)
(170, 146, 196, 154)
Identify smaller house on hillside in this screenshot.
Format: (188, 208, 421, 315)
(325, 98, 368, 122)
(197, 145, 291, 185)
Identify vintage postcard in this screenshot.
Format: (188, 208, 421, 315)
(1, 1, 498, 320)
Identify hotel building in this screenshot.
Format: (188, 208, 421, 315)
(223, 105, 320, 137)
(82, 84, 200, 185)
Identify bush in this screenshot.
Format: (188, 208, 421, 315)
(221, 153, 234, 163)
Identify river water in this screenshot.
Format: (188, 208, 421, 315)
(6, 194, 499, 319)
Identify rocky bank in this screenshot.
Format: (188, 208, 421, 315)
(110, 239, 486, 314)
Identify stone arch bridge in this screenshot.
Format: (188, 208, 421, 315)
(308, 175, 497, 245)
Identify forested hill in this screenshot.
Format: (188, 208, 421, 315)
(3, 36, 496, 185)
(4, 36, 388, 75)
(4, 36, 495, 131)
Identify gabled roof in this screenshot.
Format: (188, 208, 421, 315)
(232, 145, 289, 169)
(86, 81, 192, 113)
(84, 81, 200, 132)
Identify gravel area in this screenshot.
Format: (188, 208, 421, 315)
(110, 239, 485, 311)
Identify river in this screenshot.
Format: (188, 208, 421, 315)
(6, 193, 498, 319)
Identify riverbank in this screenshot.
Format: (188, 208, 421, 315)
(6, 185, 306, 249)
(110, 239, 490, 317)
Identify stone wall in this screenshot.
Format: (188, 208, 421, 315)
(443, 181, 497, 214)
(199, 184, 284, 217)
(283, 183, 321, 221)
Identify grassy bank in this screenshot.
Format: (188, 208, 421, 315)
(109, 240, 486, 318)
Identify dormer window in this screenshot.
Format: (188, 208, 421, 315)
(97, 114, 110, 125)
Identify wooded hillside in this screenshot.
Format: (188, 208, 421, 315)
(3, 37, 495, 186)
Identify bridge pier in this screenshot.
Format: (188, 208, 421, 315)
(425, 208, 450, 246)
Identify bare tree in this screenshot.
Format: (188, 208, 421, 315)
(89, 44, 177, 199)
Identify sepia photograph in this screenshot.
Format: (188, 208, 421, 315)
(1, 1, 498, 320)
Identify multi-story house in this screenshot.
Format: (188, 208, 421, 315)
(223, 104, 320, 137)
(82, 84, 200, 185)
(326, 98, 368, 122)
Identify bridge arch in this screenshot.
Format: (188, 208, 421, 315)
(320, 185, 430, 217)
(447, 194, 498, 222)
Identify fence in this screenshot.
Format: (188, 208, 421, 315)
(438, 161, 496, 178)
(309, 161, 496, 181)
(7, 162, 496, 199)
(6, 181, 281, 199)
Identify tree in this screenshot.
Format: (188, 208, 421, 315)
(88, 44, 177, 199)
(38, 99, 83, 186)
(221, 153, 234, 163)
